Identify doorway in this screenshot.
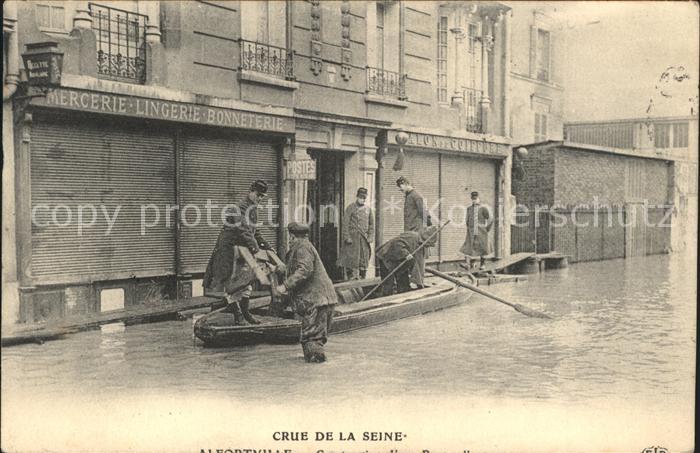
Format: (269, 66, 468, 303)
(308, 152, 345, 281)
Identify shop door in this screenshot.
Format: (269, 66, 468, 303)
(309, 153, 344, 281)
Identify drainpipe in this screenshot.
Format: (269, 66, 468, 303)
(3, 1, 20, 101)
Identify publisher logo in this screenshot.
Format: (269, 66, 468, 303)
(642, 447, 668, 453)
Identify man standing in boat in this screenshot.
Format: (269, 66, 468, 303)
(376, 226, 439, 296)
(338, 187, 374, 280)
(203, 179, 271, 325)
(396, 176, 433, 288)
(276, 222, 337, 363)
(460, 190, 493, 270)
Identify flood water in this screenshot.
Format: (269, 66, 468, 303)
(3, 252, 695, 406)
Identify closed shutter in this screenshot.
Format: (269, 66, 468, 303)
(178, 132, 279, 274)
(439, 154, 496, 261)
(380, 148, 440, 258)
(31, 114, 176, 283)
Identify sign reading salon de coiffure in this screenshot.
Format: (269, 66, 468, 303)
(37, 88, 294, 134)
(388, 130, 509, 157)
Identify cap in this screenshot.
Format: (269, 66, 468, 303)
(471, 191, 479, 198)
(396, 176, 410, 186)
(287, 222, 310, 235)
(420, 225, 438, 241)
(357, 187, 368, 198)
(251, 179, 268, 194)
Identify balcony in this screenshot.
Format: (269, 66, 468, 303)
(366, 67, 406, 100)
(239, 40, 294, 80)
(89, 3, 147, 84)
(463, 88, 483, 134)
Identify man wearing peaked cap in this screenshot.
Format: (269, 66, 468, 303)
(396, 176, 433, 288)
(275, 222, 337, 363)
(338, 187, 374, 280)
(203, 179, 271, 325)
(460, 189, 493, 270)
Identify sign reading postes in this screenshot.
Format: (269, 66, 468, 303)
(22, 42, 64, 87)
(39, 88, 295, 134)
(286, 159, 317, 180)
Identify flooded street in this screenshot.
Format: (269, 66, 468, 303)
(3, 253, 695, 407)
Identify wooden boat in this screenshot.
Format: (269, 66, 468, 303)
(194, 276, 474, 347)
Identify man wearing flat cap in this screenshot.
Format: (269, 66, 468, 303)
(396, 176, 433, 288)
(276, 222, 337, 363)
(460, 190, 493, 270)
(204, 179, 272, 325)
(338, 187, 374, 280)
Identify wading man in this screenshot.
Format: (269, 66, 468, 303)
(396, 176, 433, 288)
(338, 187, 374, 280)
(376, 226, 438, 297)
(276, 222, 337, 363)
(460, 190, 493, 270)
(203, 179, 271, 325)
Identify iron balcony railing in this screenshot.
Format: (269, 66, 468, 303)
(366, 67, 406, 99)
(463, 87, 483, 133)
(89, 3, 147, 84)
(240, 39, 294, 80)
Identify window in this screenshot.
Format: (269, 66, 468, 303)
(534, 113, 548, 142)
(654, 123, 671, 149)
(240, 1, 287, 48)
(536, 29, 551, 81)
(376, 3, 385, 70)
(36, 3, 66, 31)
(468, 22, 479, 54)
(672, 122, 689, 148)
(437, 16, 448, 103)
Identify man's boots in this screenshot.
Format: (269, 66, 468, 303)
(240, 298, 261, 325)
(224, 300, 247, 325)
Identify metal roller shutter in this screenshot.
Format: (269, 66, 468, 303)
(31, 114, 176, 283)
(380, 148, 441, 258)
(178, 132, 279, 274)
(439, 154, 497, 261)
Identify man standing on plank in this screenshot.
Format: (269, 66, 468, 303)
(396, 176, 433, 288)
(338, 187, 374, 280)
(460, 190, 493, 270)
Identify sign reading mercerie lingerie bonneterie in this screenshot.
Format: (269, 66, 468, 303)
(40, 88, 294, 134)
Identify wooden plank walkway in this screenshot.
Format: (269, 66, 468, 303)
(465, 252, 535, 274)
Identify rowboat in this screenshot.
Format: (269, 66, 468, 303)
(193, 276, 474, 347)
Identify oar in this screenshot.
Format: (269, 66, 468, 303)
(425, 267, 552, 319)
(360, 220, 451, 302)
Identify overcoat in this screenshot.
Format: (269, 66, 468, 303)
(338, 202, 374, 270)
(203, 195, 269, 295)
(403, 189, 432, 233)
(283, 238, 337, 314)
(376, 231, 423, 270)
(460, 203, 493, 257)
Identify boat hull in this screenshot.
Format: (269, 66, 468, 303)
(194, 285, 470, 347)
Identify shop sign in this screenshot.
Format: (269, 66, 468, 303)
(22, 42, 63, 87)
(39, 88, 294, 133)
(286, 159, 317, 180)
(397, 131, 509, 157)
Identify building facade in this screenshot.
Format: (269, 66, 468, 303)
(2, 1, 516, 324)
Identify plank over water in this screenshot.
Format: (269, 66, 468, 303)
(472, 252, 535, 273)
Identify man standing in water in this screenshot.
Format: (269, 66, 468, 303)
(338, 187, 374, 280)
(396, 176, 433, 288)
(276, 222, 337, 363)
(203, 179, 271, 325)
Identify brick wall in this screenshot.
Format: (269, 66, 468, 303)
(511, 147, 556, 208)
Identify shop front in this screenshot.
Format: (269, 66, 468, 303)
(379, 130, 511, 267)
(17, 87, 293, 322)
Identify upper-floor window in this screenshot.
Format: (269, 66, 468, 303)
(376, 3, 385, 70)
(534, 112, 548, 142)
(437, 16, 448, 103)
(240, 1, 286, 48)
(366, 1, 403, 98)
(36, 2, 67, 32)
(536, 29, 551, 82)
(654, 122, 689, 149)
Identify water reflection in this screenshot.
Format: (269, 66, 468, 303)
(2, 253, 696, 406)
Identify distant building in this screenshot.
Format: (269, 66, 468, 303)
(508, 3, 565, 145)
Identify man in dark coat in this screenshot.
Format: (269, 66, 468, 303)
(376, 226, 438, 297)
(338, 187, 374, 280)
(396, 176, 433, 288)
(460, 190, 493, 270)
(203, 179, 271, 325)
(276, 222, 337, 363)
